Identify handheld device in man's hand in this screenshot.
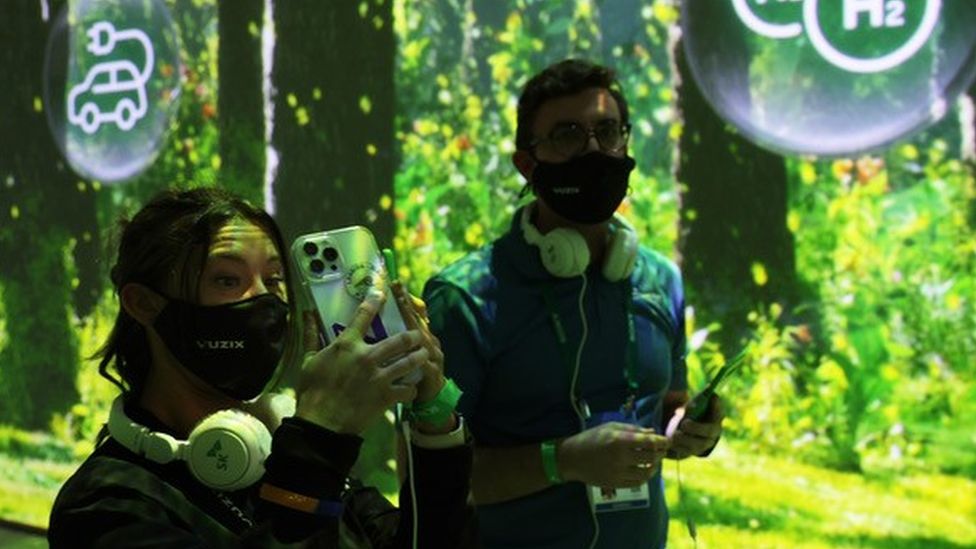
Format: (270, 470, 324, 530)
(292, 227, 421, 384)
(685, 350, 746, 421)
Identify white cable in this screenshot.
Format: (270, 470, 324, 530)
(397, 404, 419, 549)
(569, 275, 600, 549)
(677, 459, 698, 549)
(569, 274, 589, 421)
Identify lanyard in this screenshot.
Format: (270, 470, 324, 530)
(540, 281, 640, 412)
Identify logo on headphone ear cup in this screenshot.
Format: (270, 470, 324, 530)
(107, 396, 271, 492)
(539, 228, 590, 278)
(186, 410, 271, 491)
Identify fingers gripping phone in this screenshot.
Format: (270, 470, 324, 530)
(685, 349, 746, 421)
(291, 226, 422, 384)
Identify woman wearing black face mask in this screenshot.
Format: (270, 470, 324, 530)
(48, 187, 476, 548)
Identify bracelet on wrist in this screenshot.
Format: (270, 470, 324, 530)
(408, 378, 462, 425)
(410, 416, 469, 449)
(541, 440, 563, 484)
(259, 483, 344, 517)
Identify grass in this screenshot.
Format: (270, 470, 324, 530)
(0, 453, 74, 530)
(663, 441, 976, 549)
(0, 437, 973, 549)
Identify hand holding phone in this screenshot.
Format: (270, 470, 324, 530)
(685, 349, 746, 421)
(384, 249, 451, 408)
(295, 291, 427, 435)
(292, 226, 422, 385)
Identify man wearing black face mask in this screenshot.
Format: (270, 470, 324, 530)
(423, 59, 725, 548)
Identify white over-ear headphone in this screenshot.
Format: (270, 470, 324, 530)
(520, 202, 638, 280)
(107, 395, 272, 491)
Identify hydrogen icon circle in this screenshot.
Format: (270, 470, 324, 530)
(682, 0, 976, 157)
(44, 0, 183, 183)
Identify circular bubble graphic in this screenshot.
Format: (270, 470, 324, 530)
(44, 0, 182, 183)
(682, 0, 976, 157)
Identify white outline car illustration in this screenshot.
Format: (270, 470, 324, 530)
(67, 21, 155, 134)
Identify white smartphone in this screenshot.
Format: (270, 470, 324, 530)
(291, 226, 422, 384)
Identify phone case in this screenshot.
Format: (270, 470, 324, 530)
(291, 226, 420, 383)
(686, 350, 747, 420)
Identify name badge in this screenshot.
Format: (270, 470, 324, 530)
(584, 405, 651, 512)
(591, 483, 651, 513)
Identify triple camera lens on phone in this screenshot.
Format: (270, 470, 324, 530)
(303, 239, 339, 275)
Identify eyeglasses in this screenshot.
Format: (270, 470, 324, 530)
(530, 120, 632, 159)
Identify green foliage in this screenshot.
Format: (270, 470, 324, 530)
(0, 228, 80, 429)
(48, 289, 125, 460)
(0, 427, 73, 463)
(392, 0, 679, 291)
(694, 145, 976, 473)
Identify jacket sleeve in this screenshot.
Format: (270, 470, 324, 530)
(249, 416, 364, 545)
(388, 442, 477, 548)
(258, 417, 477, 548)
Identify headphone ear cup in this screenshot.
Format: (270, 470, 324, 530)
(521, 203, 589, 278)
(540, 228, 590, 278)
(186, 410, 271, 491)
(602, 219, 639, 282)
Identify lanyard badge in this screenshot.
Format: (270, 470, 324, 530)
(543, 284, 651, 513)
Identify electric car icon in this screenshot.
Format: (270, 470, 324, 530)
(67, 21, 156, 135)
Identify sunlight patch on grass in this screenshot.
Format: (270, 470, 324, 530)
(0, 453, 74, 529)
(663, 441, 976, 549)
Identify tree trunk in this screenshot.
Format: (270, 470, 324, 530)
(270, 0, 398, 490)
(270, 0, 396, 246)
(672, 32, 797, 350)
(962, 82, 976, 163)
(218, 0, 266, 205)
(0, 0, 88, 429)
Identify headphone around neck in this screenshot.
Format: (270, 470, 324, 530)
(520, 202, 638, 280)
(107, 395, 272, 491)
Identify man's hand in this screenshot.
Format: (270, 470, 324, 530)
(665, 393, 724, 459)
(558, 422, 670, 488)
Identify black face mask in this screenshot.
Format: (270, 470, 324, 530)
(531, 152, 636, 225)
(152, 293, 289, 401)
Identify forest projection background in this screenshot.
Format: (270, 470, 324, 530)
(0, 1, 974, 548)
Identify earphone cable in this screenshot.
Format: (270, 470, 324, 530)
(397, 404, 419, 549)
(570, 274, 600, 549)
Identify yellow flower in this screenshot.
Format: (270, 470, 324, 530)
(799, 162, 817, 185)
(465, 222, 484, 247)
(751, 262, 768, 287)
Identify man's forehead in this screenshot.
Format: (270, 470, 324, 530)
(533, 88, 620, 129)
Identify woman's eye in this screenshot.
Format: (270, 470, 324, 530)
(215, 276, 240, 288)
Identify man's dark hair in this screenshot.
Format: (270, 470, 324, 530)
(515, 59, 630, 151)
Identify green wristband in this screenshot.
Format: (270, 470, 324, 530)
(410, 378, 462, 425)
(541, 440, 562, 484)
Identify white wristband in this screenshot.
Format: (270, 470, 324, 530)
(410, 416, 467, 449)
